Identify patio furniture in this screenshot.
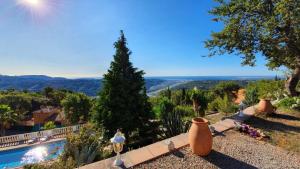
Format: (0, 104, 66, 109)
(27, 137, 38, 144)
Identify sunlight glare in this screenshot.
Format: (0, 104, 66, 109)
(18, 0, 43, 9)
(16, 0, 60, 20)
(21, 146, 48, 164)
(25, 0, 40, 6)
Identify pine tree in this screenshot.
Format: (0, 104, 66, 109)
(94, 31, 153, 142)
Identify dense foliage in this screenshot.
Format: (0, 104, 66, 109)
(213, 81, 240, 98)
(246, 80, 285, 100)
(206, 0, 300, 96)
(93, 31, 154, 144)
(243, 87, 260, 106)
(61, 124, 107, 167)
(42, 121, 56, 130)
(61, 93, 92, 125)
(190, 88, 208, 117)
(0, 88, 93, 135)
(0, 104, 18, 136)
(159, 98, 190, 138)
(0, 91, 46, 116)
(212, 95, 238, 116)
(277, 97, 300, 110)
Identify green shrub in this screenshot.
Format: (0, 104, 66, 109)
(159, 98, 190, 138)
(152, 105, 161, 118)
(246, 80, 285, 100)
(213, 81, 240, 98)
(171, 90, 183, 106)
(42, 121, 56, 130)
(24, 164, 44, 169)
(277, 97, 300, 110)
(160, 110, 190, 138)
(174, 105, 195, 118)
(61, 123, 107, 167)
(159, 87, 172, 100)
(207, 99, 219, 111)
(243, 87, 259, 106)
(190, 88, 208, 117)
(61, 93, 92, 125)
(24, 157, 76, 169)
(213, 95, 238, 115)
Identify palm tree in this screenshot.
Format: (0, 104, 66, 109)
(0, 105, 18, 136)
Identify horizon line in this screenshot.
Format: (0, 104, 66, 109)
(0, 74, 283, 79)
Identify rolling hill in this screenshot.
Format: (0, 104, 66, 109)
(0, 75, 166, 96)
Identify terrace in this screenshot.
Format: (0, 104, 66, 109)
(79, 105, 300, 169)
(0, 97, 299, 169)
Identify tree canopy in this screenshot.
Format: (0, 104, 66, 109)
(206, 0, 300, 96)
(61, 93, 92, 125)
(0, 104, 18, 136)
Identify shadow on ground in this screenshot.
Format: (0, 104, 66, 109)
(246, 116, 300, 133)
(270, 113, 300, 121)
(172, 150, 185, 158)
(203, 150, 258, 169)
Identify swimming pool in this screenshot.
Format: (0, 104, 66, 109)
(0, 140, 66, 169)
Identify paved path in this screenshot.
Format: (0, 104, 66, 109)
(209, 105, 257, 133)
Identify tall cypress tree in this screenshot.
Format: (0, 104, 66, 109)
(94, 31, 153, 141)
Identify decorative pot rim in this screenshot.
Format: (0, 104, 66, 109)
(192, 117, 208, 124)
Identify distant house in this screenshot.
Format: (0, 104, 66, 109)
(17, 106, 64, 130)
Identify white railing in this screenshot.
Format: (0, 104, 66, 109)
(0, 124, 85, 148)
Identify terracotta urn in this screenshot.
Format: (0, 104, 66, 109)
(188, 117, 212, 156)
(257, 99, 274, 113)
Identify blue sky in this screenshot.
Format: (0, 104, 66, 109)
(0, 0, 282, 78)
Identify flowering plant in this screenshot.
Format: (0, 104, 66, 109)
(234, 122, 268, 140)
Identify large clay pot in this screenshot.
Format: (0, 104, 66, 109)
(188, 117, 212, 156)
(257, 99, 274, 113)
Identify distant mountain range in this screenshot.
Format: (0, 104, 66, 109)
(0, 75, 276, 96)
(0, 75, 167, 96)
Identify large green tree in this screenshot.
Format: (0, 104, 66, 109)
(94, 31, 153, 141)
(205, 0, 300, 96)
(61, 93, 92, 125)
(0, 105, 18, 136)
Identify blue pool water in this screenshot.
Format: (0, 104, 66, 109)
(0, 140, 66, 169)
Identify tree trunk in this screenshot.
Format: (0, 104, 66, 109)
(192, 100, 199, 115)
(285, 66, 300, 96)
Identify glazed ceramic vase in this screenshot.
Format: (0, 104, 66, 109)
(188, 117, 212, 156)
(257, 99, 274, 113)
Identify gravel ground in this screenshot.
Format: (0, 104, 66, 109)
(133, 130, 300, 169)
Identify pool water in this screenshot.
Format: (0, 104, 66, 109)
(0, 140, 66, 169)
